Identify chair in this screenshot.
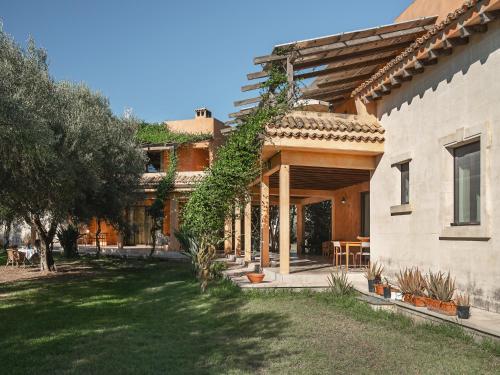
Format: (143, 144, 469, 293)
(321, 241, 332, 257)
(335, 242, 355, 270)
(332, 241, 341, 265)
(17, 251, 27, 267)
(5, 249, 17, 267)
(355, 242, 370, 267)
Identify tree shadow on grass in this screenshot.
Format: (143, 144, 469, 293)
(0, 259, 293, 374)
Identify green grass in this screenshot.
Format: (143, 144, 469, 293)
(0, 258, 499, 374)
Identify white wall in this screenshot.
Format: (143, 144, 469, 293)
(372, 22, 500, 312)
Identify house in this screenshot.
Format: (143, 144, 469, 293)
(232, 0, 500, 312)
(85, 108, 228, 251)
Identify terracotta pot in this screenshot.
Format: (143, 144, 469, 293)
(403, 293, 414, 304)
(246, 273, 265, 284)
(413, 295, 426, 307)
(439, 301, 457, 316)
(426, 297, 441, 312)
(375, 283, 384, 296)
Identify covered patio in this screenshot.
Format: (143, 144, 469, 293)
(225, 108, 384, 275)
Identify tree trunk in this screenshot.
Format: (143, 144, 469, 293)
(95, 219, 102, 258)
(2, 219, 12, 251)
(32, 217, 57, 272)
(149, 221, 159, 257)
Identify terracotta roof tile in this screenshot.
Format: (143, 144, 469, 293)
(266, 111, 384, 143)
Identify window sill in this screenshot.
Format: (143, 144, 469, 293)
(390, 204, 412, 216)
(439, 225, 490, 241)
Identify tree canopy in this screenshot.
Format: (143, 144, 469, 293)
(0, 27, 145, 270)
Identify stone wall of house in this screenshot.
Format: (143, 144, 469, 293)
(371, 22, 500, 311)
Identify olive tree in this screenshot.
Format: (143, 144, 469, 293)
(0, 28, 145, 270)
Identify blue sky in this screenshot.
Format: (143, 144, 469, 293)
(2, 0, 412, 122)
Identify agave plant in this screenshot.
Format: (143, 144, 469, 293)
(455, 292, 470, 307)
(328, 270, 354, 296)
(175, 228, 199, 276)
(363, 261, 383, 281)
(426, 271, 455, 302)
(396, 267, 426, 296)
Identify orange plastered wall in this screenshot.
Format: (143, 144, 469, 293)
(332, 181, 370, 241)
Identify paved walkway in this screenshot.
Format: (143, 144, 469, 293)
(224, 255, 500, 341)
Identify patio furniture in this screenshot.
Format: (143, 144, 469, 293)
(16, 251, 27, 267)
(355, 242, 370, 267)
(321, 241, 332, 257)
(337, 241, 361, 269)
(5, 249, 17, 267)
(18, 248, 37, 266)
(332, 241, 342, 265)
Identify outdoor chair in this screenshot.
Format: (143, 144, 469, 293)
(321, 241, 332, 257)
(334, 241, 354, 269)
(355, 242, 370, 267)
(5, 249, 17, 267)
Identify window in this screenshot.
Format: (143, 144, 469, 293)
(146, 152, 161, 173)
(453, 141, 480, 225)
(400, 162, 409, 205)
(360, 192, 370, 236)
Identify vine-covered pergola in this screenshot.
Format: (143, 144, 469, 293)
(224, 16, 441, 274)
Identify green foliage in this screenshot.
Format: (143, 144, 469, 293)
(209, 261, 228, 280)
(0, 27, 145, 270)
(175, 228, 199, 276)
(57, 224, 80, 258)
(136, 122, 210, 145)
(180, 65, 294, 291)
(327, 270, 354, 297)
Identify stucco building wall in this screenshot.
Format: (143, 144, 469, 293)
(371, 22, 500, 311)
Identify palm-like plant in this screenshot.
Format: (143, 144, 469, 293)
(328, 270, 354, 296)
(426, 271, 455, 302)
(363, 261, 383, 281)
(175, 228, 199, 276)
(396, 267, 426, 296)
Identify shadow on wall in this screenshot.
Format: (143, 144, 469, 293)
(381, 24, 500, 117)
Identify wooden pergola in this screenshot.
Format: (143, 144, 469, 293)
(229, 16, 437, 120)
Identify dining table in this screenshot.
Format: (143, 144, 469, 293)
(18, 247, 37, 263)
(339, 241, 362, 269)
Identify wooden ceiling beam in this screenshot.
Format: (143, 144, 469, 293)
(294, 40, 412, 70)
(234, 96, 261, 107)
(316, 73, 373, 89)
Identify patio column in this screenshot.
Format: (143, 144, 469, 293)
(169, 196, 180, 251)
(279, 165, 290, 274)
(244, 200, 252, 262)
(296, 203, 304, 256)
(331, 199, 335, 241)
(224, 215, 233, 255)
(260, 175, 270, 267)
(234, 204, 242, 257)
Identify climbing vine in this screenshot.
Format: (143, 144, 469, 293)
(147, 148, 177, 256)
(180, 62, 299, 291)
(136, 122, 210, 145)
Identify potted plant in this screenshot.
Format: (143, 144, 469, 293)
(246, 264, 265, 284)
(373, 262, 384, 285)
(456, 293, 470, 319)
(396, 268, 426, 306)
(382, 278, 391, 299)
(426, 271, 456, 315)
(364, 262, 382, 293)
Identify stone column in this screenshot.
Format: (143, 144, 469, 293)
(260, 175, 270, 267)
(279, 165, 290, 274)
(224, 215, 233, 255)
(234, 205, 242, 257)
(244, 201, 252, 262)
(296, 203, 304, 256)
(169, 196, 180, 251)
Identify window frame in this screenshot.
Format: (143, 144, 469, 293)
(452, 141, 481, 226)
(360, 191, 370, 237)
(400, 161, 410, 205)
(145, 151, 162, 173)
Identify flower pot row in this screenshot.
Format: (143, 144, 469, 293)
(401, 294, 471, 317)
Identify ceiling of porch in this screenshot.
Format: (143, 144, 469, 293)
(269, 166, 370, 191)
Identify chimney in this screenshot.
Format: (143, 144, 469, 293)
(195, 107, 212, 118)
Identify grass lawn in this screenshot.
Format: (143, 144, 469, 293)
(0, 256, 499, 374)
